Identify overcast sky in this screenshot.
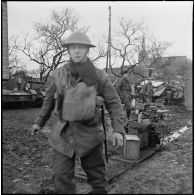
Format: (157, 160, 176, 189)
(7, 1, 193, 70)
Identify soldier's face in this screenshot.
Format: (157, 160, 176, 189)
(68, 44, 89, 63)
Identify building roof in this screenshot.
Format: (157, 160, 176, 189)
(140, 80, 165, 87)
(140, 56, 188, 68)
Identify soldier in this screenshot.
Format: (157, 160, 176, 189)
(146, 80, 154, 103)
(116, 70, 132, 121)
(24, 82, 31, 91)
(140, 78, 154, 104)
(31, 32, 124, 194)
(165, 89, 172, 105)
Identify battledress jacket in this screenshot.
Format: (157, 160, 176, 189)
(35, 62, 125, 157)
(116, 76, 132, 101)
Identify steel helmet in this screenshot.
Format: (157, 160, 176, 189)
(62, 32, 96, 48)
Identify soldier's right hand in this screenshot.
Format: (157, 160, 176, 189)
(31, 124, 41, 135)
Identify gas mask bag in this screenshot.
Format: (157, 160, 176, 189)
(62, 82, 97, 122)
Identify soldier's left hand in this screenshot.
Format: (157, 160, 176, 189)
(112, 132, 123, 149)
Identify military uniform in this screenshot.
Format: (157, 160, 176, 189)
(140, 81, 154, 103)
(116, 75, 132, 120)
(35, 62, 124, 194)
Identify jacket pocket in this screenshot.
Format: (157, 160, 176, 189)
(49, 120, 67, 142)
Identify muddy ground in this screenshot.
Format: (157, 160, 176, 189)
(2, 105, 193, 194)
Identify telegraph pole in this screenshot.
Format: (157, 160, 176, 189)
(106, 6, 111, 75)
(108, 6, 111, 76)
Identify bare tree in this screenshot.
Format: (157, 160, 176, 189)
(90, 41, 107, 62)
(12, 8, 86, 82)
(110, 17, 144, 76)
(141, 36, 173, 77)
(12, 8, 106, 82)
(110, 17, 173, 82)
(8, 36, 26, 74)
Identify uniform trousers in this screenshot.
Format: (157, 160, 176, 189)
(52, 144, 109, 194)
(122, 93, 132, 120)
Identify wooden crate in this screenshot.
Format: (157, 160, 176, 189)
(123, 134, 140, 160)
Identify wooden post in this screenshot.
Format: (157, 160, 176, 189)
(108, 6, 111, 76)
(2, 2, 9, 80)
(106, 6, 111, 75)
(184, 64, 192, 110)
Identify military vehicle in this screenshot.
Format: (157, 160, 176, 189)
(2, 78, 46, 108)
